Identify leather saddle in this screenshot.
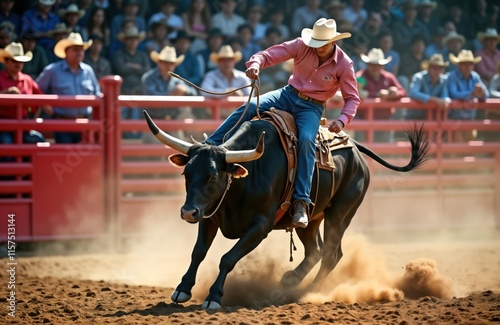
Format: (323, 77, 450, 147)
(257, 108, 353, 224)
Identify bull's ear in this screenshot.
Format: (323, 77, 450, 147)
(169, 154, 189, 167)
(228, 163, 249, 178)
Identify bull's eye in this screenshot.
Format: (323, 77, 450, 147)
(208, 174, 218, 183)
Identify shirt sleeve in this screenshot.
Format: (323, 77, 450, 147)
(338, 62, 360, 126)
(409, 73, 430, 102)
(448, 73, 471, 100)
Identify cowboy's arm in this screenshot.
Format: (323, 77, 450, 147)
(473, 72, 489, 100)
(409, 73, 431, 102)
(448, 75, 473, 100)
(337, 63, 361, 127)
(246, 38, 297, 74)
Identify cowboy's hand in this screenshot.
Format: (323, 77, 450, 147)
(5, 86, 20, 94)
(169, 84, 187, 96)
(245, 66, 259, 79)
(328, 120, 344, 133)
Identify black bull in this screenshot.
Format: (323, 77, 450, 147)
(143, 111, 429, 309)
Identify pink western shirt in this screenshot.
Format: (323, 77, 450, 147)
(246, 38, 360, 127)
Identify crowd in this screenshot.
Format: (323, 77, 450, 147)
(0, 0, 499, 145)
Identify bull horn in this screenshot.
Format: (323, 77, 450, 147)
(225, 132, 265, 163)
(143, 110, 192, 154)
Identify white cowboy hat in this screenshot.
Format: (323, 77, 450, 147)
(361, 48, 392, 65)
(58, 4, 85, 18)
(477, 28, 500, 42)
(54, 32, 92, 59)
(150, 46, 184, 64)
(421, 53, 449, 70)
(0, 42, 32, 63)
(301, 18, 351, 48)
(441, 31, 465, 47)
(47, 22, 72, 37)
(449, 50, 482, 65)
(209, 45, 242, 63)
(39, 0, 56, 5)
(117, 26, 146, 42)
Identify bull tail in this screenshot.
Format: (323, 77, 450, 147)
(352, 123, 430, 172)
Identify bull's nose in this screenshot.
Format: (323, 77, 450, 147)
(181, 206, 201, 222)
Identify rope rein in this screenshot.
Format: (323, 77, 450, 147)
(203, 175, 232, 219)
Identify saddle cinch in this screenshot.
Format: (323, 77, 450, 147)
(256, 108, 354, 224)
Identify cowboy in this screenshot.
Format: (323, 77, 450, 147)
(0, 42, 46, 146)
(442, 31, 465, 72)
(408, 53, 451, 120)
(36, 32, 101, 144)
(474, 28, 500, 86)
(46, 22, 72, 63)
(204, 18, 360, 228)
(58, 4, 87, 41)
(141, 45, 197, 122)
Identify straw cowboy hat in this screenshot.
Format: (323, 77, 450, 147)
(421, 53, 449, 70)
(48, 22, 72, 37)
(361, 48, 392, 65)
(117, 26, 146, 42)
(58, 4, 85, 18)
(441, 31, 465, 47)
(54, 32, 92, 59)
(209, 45, 242, 63)
(449, 50, 482, 65)
(477, 28, 500, 42)
(301, 18, 351, 48)
(150, 46, 184, 64)
(0, 42, 32, 63)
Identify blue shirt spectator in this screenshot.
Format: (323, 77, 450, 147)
(0, 0, 21, 35)
(21, 1, 60, 50)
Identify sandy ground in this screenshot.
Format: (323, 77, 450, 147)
(1, 225, 499, 324)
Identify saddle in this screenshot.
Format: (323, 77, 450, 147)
(258, 108, 354, 224)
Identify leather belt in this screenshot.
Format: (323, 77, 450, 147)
(289, 85, 326, 107)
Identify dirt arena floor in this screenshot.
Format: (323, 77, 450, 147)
(1, 224, 499, 324)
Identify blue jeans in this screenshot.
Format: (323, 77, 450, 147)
(207, 85, 323, 205)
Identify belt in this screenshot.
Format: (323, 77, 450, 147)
(289, 86, 326, 107)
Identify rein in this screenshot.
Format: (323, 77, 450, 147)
(203, 174, 232, 219)
(168, 72, 261, 142)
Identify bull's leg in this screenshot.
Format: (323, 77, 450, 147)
(280, 218, 323, 288)
(172, 219, 218, 303)
(202, 215, 271, 309)
(310, 186, 366, 289)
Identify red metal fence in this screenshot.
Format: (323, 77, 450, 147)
(1, 76, 499, 241)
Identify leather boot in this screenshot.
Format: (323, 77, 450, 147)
(292, 200, 309, 228)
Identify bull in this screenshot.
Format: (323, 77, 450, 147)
(143, 110, 429, 309)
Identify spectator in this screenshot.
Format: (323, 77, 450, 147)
(416, 0, 440, 35)
(200, 44, 251, 98)
(355, 11, 384, 51)
(375, 0, 402, 30)
(182, 0, 211, 54)
(392, 1, 429, 56)
(83, 33, 111, 80)
(148, 0, 183, 39)
(246, 4, 266, 46)
(105, 0, 124, 23)
(45, 22, 72, 63)
(442, 31, 465, 72)
(211, 0, 245, 38)
(110, 0, 146, 46)
(237, 23, 261, 63)
(58, 4, 87, 41)
(141, 45, 197, 140)
(342, 0, 367, 32)
(143, 20, 172, 57)
(470, 0, 488, 38)
(171, 30, 201, 86)
(377, 30, 399, 75)
(19, 29, 49, 79)
(36, 32, 101, 144)
(443, 5, 471, 41)
(424, 27, 447, 58)
(489, 61, 500, 98)
(0, 42, 45, 145)
(398, 35, 426, 90)
(265, 7, 289, 41)
(324, 0, 346, 24)
(291, 0, 328, 37)
(75, 0, 94, 28)
(258, 26, 290, 93)
(447, 50, 489, 141)
(350, 41, 368, 72)
(196, 27, 224, 75)
(407, 53, 450, 120)
(84, 8, 109, 52)
(20, 0, 60, 51)
(0, 20, 16, 51)
(0, 0, 20, 35)
(474, 28, 500, 86)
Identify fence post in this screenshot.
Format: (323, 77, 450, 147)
(100, 75, 123, 249)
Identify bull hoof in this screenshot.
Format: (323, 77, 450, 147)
(201, 300, 222, 310)
(171, 290, 192, 303)
(280, 270, 302, 288)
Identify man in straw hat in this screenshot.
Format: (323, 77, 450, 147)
(447, 49, 489, 141)
(408, 53, 451, 120)
(204, 18, 360, 228)
(36, 32, 101, 144)
(474, 28, 500, 86)
(0, 42, 46, 146)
